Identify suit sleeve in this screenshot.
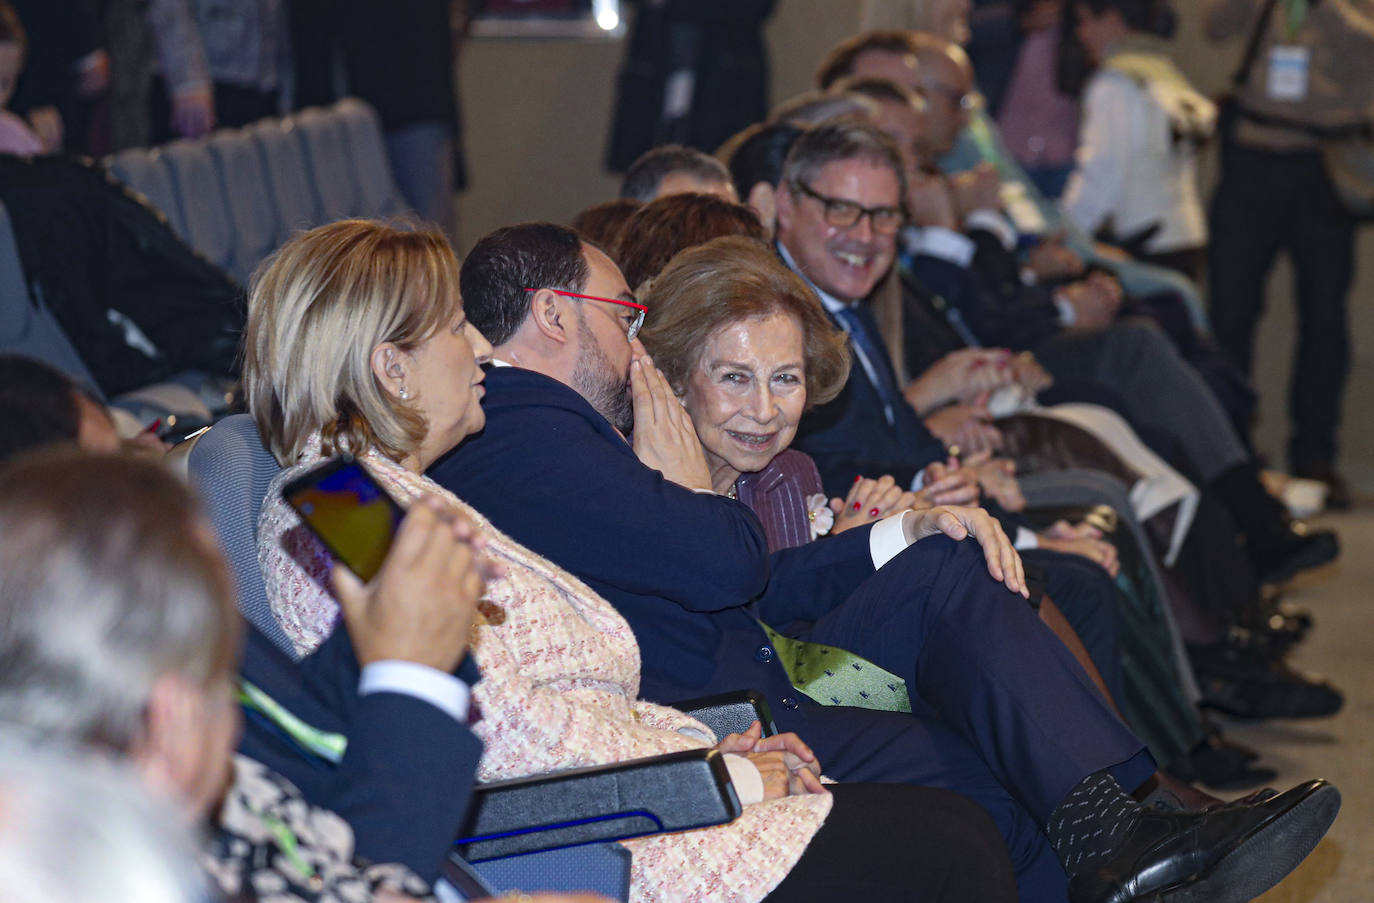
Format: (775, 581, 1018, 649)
(911, 249, 1062, 351)
(333, 691, 482, 880)
(433, 403, 773, 613)
(756, 527, 879, 625)
(240, 627, 481, 882)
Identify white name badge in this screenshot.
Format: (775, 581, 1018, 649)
(1267, 45, 1310, 102)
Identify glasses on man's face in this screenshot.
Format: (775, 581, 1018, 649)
(792, 180, 906, 235)
(523, 287, 646, 342)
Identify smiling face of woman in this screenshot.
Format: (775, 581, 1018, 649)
(681, 312, 808, 492)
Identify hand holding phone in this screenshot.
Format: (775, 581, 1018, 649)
(284, 457, 491, 672)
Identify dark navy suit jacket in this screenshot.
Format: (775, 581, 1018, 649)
(793, 302, 948, 498)
(904, 236, 1064, 353)
(428, 366, 878, 715)
(237, 625, 484, 881)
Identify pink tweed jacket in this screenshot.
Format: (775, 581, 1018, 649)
(257, 436, 833, 903)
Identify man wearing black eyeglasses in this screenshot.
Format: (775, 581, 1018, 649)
(772, 118, 1337, 903)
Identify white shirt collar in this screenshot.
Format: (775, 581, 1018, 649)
(777, 241, 854, 314)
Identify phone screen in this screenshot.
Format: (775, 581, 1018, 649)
(282, 456, 404, 582)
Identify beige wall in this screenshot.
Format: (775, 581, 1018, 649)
(454, 1, 861, 253)
(455, 2, 1374, 489)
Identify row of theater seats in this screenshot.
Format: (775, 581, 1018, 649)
(107, 98, 410, 285)
(0, 98, 412, 436)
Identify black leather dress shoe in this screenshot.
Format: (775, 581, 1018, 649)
(1182, 734, 1276, 791)
(1069, 779, 1340, 903)
(1190, 635, 1344, 720)
(1255, 523, 1340, 585)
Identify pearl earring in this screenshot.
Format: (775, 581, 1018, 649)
(398, 386, 410, 400)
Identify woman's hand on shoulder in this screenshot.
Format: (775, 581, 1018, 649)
(630, 353, 714, 492)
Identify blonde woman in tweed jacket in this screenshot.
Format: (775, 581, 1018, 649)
(246, 220, 1018, 903)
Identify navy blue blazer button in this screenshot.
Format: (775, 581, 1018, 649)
(781, 696, 799, 709)
(755, 645, 775, 663)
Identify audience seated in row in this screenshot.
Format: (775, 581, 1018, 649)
(0, 17, 1356, 903)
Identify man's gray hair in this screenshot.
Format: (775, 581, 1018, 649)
(780, 119, 909, 204)
(771, 89, 881, 126)
(0, 451, 237, 751)
(619, 144, 732, 201)
(0, 740, 210, 903)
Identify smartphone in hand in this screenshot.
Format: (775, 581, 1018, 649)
(281, 455, 404, 582)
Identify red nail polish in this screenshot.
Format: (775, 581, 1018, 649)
(853, 475, 862, 483)
(852, 502, 861, 511)
(869, 508, 880, 517)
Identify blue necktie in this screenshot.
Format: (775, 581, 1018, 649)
(831, 304, 905, 427)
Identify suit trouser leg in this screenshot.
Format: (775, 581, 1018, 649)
(788, 702, 1068, 903)
(797, 536, 1154, 821)
(1022, 548, 1125, 704)
(1286, 154, 1355, 471)
(762, 784, 1019, 902)
(1207, 146, 1289, 380)
(1018, 468, 1202, 701)
(1034, 320, 1250, 482)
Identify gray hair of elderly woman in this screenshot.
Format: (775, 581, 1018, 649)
(0, 450, 239, 751)
(769, 89, 881, 126)
(0, 740, 210, 903)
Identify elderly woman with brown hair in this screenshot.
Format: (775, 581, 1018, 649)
(640, 234, 1023, 559)
(246, 218, 1019, 903)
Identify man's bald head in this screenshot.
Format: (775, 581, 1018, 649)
(906, 37, 975, 158)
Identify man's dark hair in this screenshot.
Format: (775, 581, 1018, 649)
(610, 194, 767, 291)
(724, 121, 808, 196)
(618, 144, 732, 202)
(1073, 0, 1162, 33)
(460, 223, 591, 347)
(570, 198, 642, 249)
(815, 30, 921, 89)
(0, 356, 83, 465)
(830, 74, 925, 110)
(0, 1, 27, 56)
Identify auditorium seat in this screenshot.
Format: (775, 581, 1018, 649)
(251, 117, 323, 247)
(294, 105, 363, 222)
(161, 139, 236, 276)
(334, 98, 409, 218)
(0, 201, 99, 393)
(106, 147, 187, 240)
(206, 128, 281, 283)
(105, 99, 413, 285)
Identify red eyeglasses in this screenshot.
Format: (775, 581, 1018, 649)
(524, 287, 646, 341)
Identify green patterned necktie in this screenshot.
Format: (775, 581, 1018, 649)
(759, 621, 912, 713)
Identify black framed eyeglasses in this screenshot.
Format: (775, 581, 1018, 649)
(523, 287, 646, 342)
(791, 180, 906, 235)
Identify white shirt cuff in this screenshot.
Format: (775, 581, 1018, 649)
(1053, 293, 1078, 327)
(965, 210, 1018, 250)
(870, 510, 915, 569)
(1014, 527, 1040, 550)
(903, 226, 976, 267)
(359, 660, 471, 724)
(723, 754, 765, 805)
